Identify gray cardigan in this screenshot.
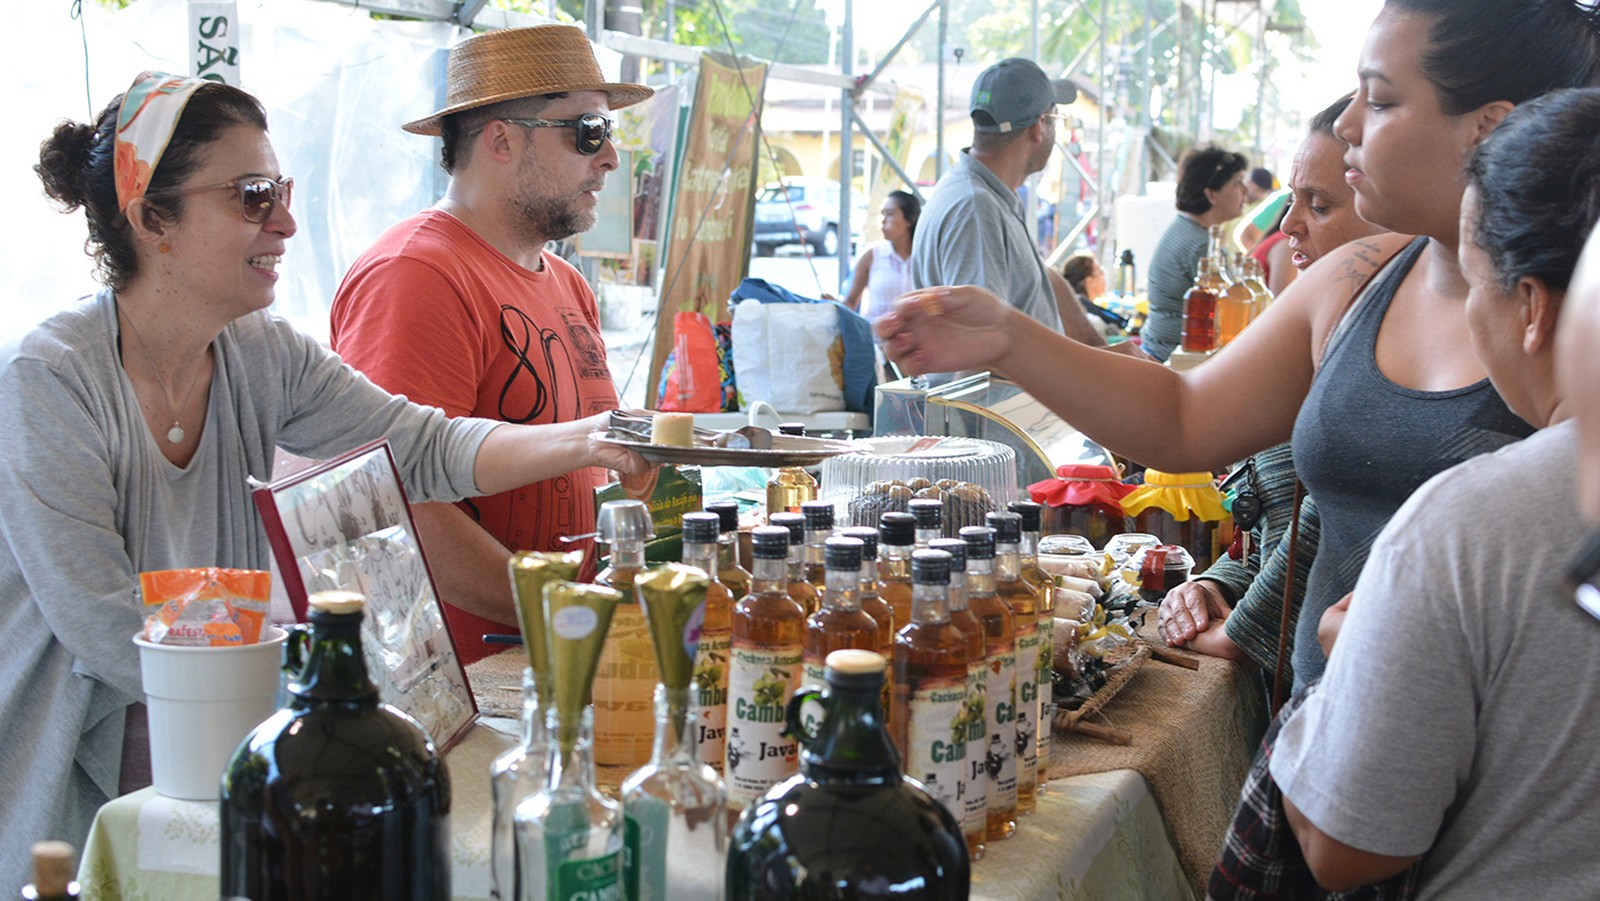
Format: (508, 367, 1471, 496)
(0, 291, 497, 888)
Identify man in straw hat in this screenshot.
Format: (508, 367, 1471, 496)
(910, 58, 1136, 355)
(331, 25, 652, 664)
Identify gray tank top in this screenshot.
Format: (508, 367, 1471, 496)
(1290, 237, 1533, 686)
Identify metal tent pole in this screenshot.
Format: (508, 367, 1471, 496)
(840, 0, 855, 287)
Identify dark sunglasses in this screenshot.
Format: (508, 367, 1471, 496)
(500, 114, 615, 155)
(145, 176, 294, 224)
(1568, 528, 1600, 622)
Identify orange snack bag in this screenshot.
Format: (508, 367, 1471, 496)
(140, 568, 272, 646)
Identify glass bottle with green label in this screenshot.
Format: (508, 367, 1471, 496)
(725, 526, 806, 813)
(767, 512, 820, 617)
(801, 538, 880, 695)
(891, 549, 970, 834)
(960, 526, 1018, 842)
(681, 513, 732, 776)
(989, 511, 1041, 816)
(928, 537, 988, 860)
(705, 502, 752, 600)
(1008, 500, 1056, 792)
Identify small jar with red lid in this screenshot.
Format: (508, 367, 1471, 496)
(1026, 464, 1134, 547)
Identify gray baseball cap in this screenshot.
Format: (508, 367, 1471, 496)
(970, 58, 1078, 133)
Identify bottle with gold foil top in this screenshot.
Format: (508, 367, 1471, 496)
(625, 565, 727, 901)
(767, 512, 820, 617)
(765, 423, 818, 517)
(989, 512, 1041, 816)
(1008, 501, 1056, 790)
(801, 538, 881, 699)
(891, 550, 969, 835)
(515, 583, 623, 901)
(705, 502, 752, 600)
(725, 526, 806, 811)
(877, 512, 916, 633)
(961, 526, 1017, 841)
(593, 500, 661, 772)
(840, 526, 895, 719)
(798, 500, 835, 588)
(680, 513, 732, 776)
(929, 537, 987, 860)
(909, 498, 943, 548)
(494, 551, 583, 901)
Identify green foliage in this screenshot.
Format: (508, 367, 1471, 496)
(639, 0, 832, 64)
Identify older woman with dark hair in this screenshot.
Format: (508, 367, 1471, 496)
(1141, 143, 1249, 361)
(0, 71, 648, 885)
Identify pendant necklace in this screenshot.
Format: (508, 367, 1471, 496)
(116, 301, 208, 445)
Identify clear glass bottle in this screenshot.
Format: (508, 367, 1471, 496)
(767, 512, 820, 616)
(891, 550, 970, 833)
(490, 669, 544, 901)
(928, 537, 987, 859)
(1244, 256, 1273, 320)
(705, 501, 752, 600)
(766, 423, 818, 517)
(798, 500, 835, 588)
(909, 497, 943, 547)
(802, 537, 881, 694)
(1009, 500, 1056, 794)
(961, 526, 1018, 842)
(725, 526, 806, 813)
(877, 512, 916, 635)
(621, 685, 727, 901)
(682, 512, 733, 777)
(726, 650, 970, 899)
(221, 592, 449, 901)
(593, 500, 661, 772)
(989, 511, 1041, 816)
(515, 707, 624, 901)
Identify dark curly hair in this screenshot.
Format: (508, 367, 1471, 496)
(1465, 86, 1600, 293)
(35, 82, 267, 292)
(1385, 0, 1600, 115)
(1174, 144, 1248, 215)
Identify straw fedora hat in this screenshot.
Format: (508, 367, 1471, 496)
(403, 24, 654, 137)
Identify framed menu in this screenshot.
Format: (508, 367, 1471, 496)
(252, 440, 476, 750)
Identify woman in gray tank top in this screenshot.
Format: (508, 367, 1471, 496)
(878, 0, 1600, 689)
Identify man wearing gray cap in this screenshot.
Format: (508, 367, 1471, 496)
(913, 58, 1116, 349)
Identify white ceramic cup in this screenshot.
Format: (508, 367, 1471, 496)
(133, 626, 288, 801)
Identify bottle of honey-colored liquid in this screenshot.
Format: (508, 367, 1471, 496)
(989, 511, 1041, 816)
(841, 526, 896, 723)
(705, 501, 753, 600)
(766, 423, 818, 517)
(802, 538, 881, 695)
(1216, 251, 1254, 346)
(680, 511, 733, 776)
(960, 526, 1017, 842)
(1181, 256, 1223, 354)
(891, 549, 970, 838)
(909, 497, 943, 548)
(725, 526, 807, 813)
(877, 512, 916, 632)
(929, 537, 988, 860)
(593, 500, 662, 773)
(768, 512, 820, 617)
(799, 500, 836, 588)
(1009, 500, 1056, 790)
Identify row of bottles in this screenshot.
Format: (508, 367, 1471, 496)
(1182, 225, 1273, 353)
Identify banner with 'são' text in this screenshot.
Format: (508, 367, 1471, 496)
(187, 1, 240, 84)
(645, 52, 768, 408)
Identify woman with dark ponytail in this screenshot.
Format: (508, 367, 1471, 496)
(0, 73, 647, 886)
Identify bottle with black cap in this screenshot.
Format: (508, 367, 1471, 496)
(909, 497, 943, 547)
(929, 536, 988, 860)
(877, 511, 917, 632)
(726, 650, 970, 900)
(765, 423, 817, 517)
(891, 549, 971, 835)
(840, 526, 895, 666)
(960, 525, 1017, 842)
(798, 500, 836, 588)
(725, 526, 806, 813)
(705, 501, 752, 599)
(989, 510, 1041, 816)
(1009, 499, 1056, 792)
(801, 537, 881, 704)
(681, 512, 733, 775)
(767, 512, 820, 616)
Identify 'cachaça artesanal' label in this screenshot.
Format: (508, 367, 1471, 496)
(961, 664, 988, 838)
(725, 643, 801, 807)
(693, 627, 730, 775)
(904, 673, 967, 816)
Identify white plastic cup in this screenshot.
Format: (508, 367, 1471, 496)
(133, 626, 288, 800)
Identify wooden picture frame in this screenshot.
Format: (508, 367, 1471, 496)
(252, 440, 477, 750)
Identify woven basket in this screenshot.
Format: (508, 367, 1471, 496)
(1053, 639, 1151, 738)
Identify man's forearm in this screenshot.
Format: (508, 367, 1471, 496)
(411, 501, 517, 626)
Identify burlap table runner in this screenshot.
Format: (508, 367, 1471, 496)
(467, 648, 531, 718)
(1047, 621, 1267, 897)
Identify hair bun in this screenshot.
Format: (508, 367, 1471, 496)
(35, 120, 97, 212)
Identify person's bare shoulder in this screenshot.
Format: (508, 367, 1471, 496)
(1288, 233, 1414, 357)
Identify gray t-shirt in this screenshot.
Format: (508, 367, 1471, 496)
(911, 150, 1064, 332)
(1142, 214, 1207, 362)
(1271, 422, 1600, 899)
(0, 291, 497, 890)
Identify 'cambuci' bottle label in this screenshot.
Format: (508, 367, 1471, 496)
(725, 645, 801, 808)
(961, 665, 988, 839)
(986, 650, 1018, 814)
(905, 673, 967, 815)
(693, 628, 730, 775)
(1015, 627, 1042, 802)
(553, 850, 621, 901)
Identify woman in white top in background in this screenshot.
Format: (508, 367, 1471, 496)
(845, 189, 920, 330)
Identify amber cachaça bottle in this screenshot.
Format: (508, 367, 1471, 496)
(681, 512, 733, 776)
(877, 512, 916, 634)
(593, 500, 661, 773)
(891, 549, 971, 833)
(928, 537, 987, 860)
(725, 526, 806, 813)
(909, 497, 943, 548)
(1181, 256, 1223, 354)
(705, 501, 753, 600)
(768, 512, 821, 617)
(765, 423, 818, 516)
(841, 526, 895, 720)
(989, 511, 1041, 816)
(802, 537, 882, 699)
(960, 526, 1017, 842)
(1009, 500, 1056, 793)
(799, 500, 836, 589)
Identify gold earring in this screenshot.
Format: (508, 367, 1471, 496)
(158, 243, 170, 254)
